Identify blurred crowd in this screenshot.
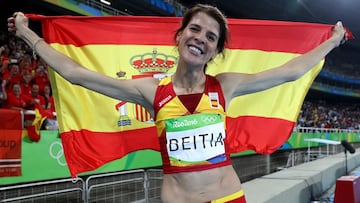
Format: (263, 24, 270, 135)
(1, 31, 359, 131)
(0, 31, 54, 127)
(297, 100, 360, 130)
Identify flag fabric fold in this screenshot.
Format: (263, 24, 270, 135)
(26, 108, 52, 142)
(29, 15, 338, 177)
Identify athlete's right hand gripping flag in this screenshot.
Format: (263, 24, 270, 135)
(28, 14, 352, 177)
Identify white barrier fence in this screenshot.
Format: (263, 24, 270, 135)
(0, 169, 164, 203)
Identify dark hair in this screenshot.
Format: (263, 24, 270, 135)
(175, 4, 229, 57)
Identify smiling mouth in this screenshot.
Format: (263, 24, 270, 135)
(188, 45, 204, 55)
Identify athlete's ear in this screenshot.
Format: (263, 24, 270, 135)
(176, 32, 182, 43)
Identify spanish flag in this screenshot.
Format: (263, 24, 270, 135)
(29, 15, 340, 177)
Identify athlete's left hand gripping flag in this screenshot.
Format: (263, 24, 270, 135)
(27, 14, 352, 177)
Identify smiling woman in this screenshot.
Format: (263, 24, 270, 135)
(7, 2, 347, 202)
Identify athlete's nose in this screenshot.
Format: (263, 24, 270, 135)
(194, 31, 206, 45)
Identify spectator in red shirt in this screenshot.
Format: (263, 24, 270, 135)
(6, 82, 26, 110)
(33, 63, 49, 95)
(1, 59, 21, 100)
(19, 54, 34, 74)
(0, 45, 10, 76)
(20, 69, 33, 96)
(43, 84, 55, 113)
(24, 82, 45, 110)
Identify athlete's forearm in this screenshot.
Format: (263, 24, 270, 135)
(285, 35, 341, 80)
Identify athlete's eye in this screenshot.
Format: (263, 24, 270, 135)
(207, 34, 216, 42)
(189, 26, 200, 32)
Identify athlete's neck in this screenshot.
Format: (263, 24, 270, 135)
(172, 73, 206, 94)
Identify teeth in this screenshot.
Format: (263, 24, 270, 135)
(189, 46, 203, 55)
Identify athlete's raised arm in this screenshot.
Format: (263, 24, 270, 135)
(7, 12, 158, 113)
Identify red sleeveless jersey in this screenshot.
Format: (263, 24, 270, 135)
(153, 75, 232, 174)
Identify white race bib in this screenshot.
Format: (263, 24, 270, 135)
(165, 113, 226, 165)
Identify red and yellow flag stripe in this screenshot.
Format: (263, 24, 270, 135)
(29, 15, 334, 177)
